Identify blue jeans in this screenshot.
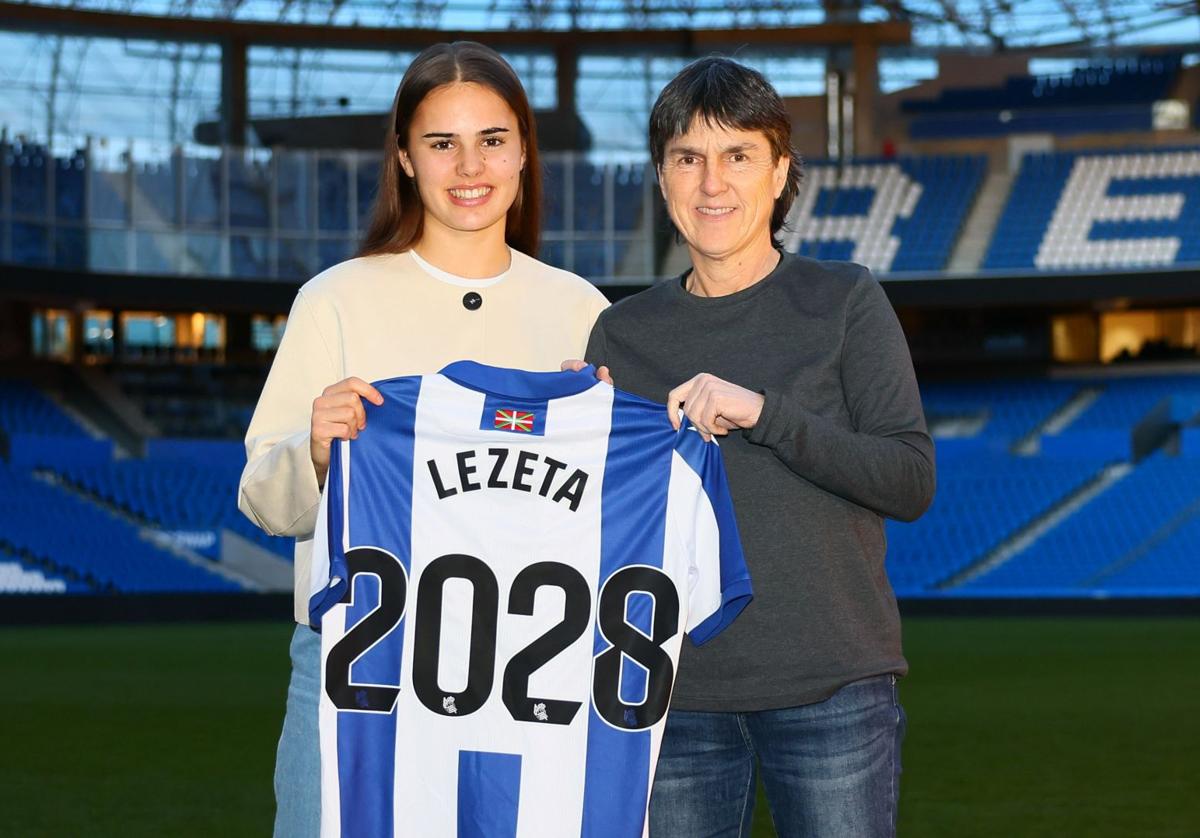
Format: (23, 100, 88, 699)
(649, 675, 906, 838)
(274, 624, 321, 838)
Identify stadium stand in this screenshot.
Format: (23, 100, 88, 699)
(0, 380, 114, 469)
(0, 377, 285, 594)
(963, 453, 1200, 594)
(0, 462, 241, 593)
(1038, 373, 1200, 460)
(1063, 375, 1187, 430)
(0, 380, 90, 438)
(1102, 512, 1200, 591)
(887, 373, 1200, 596)
(3, 143, 652, 282)
(885, 454, 1102, 593)
(904, 55, 1181, 139)
(984, 147, 1200, 271)
(7, 364, 1199, 598)
(60, 460, 229, 559)
(784, 156, 987, 272)
(14, 135, 1200, 281)
(56, 441, 293, 561)
(920, 378, 1081, 445)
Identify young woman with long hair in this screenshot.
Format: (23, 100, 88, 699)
(238, 41, 608, 837)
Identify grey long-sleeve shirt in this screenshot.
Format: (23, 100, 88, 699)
(585, 252, 935, 711)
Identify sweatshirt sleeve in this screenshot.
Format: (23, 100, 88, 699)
(743, 269, 935, 522)
(238, 289, 339, 538)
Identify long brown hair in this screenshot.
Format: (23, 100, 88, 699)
(358, 41, 541, 258)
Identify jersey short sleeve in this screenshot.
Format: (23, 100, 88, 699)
(669, 420, 752, 646)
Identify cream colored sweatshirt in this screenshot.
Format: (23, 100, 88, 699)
(238, 248, 610, 622)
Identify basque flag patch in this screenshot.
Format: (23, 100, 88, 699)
(494, 409, 535, 433)
(480, 394, 547, 436)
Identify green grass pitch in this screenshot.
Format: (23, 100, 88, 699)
(2, 617, 1197, 836)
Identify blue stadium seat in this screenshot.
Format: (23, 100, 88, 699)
(0, 381, 91, 438)
(888, 373, 1200, 596)
(1102, 514, 1200, 593)
(903, 56, 1180, 115)
(886, 454, 1101, 593)
(785, 155, 986, 273)
(0, 463, 241, 593)
(1067, 376, 1189, 430)
(60, 458, 287, 560)
(921, 378, 1080, 444)
(904, 55, 1179, 139)
(960, 452, 1198, 593)
(985, 147, 1200, 271)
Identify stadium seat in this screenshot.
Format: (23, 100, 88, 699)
(985, 147, 1200, 271)
(0, 462, 242, 593)
(904, 55, 1180, 139)
(886, 454, 1101, 593)
(784, 156, 986, 273)
(964, 453, 1200, 593)
(56, 445, 294, 562)
(887, 373, 1200, 596)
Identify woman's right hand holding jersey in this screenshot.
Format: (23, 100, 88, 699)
(310, 377, 384, 486)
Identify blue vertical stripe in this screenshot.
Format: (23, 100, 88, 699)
(580, 391, 673, 838)
(457, 750, 522, 838)
(337, 376, 422, 838)
(309, 440, 348, 626)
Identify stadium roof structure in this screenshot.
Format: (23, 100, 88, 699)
(1, 0, 1197, 50)
(0, 0, 1196, 147)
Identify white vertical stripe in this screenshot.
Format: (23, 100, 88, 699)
(319, 606, 345, 838)
(308, 479, 331, 617)
(341, 438, 351, 552)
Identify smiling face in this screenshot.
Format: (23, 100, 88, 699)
(658, 118, 790, 267)
(398, 81, 526, 243)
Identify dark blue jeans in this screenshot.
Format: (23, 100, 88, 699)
(649, 675, 906, 838)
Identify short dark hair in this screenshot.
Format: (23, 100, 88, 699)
(649, 57, 802, 237)
(359, 41, 541, 258)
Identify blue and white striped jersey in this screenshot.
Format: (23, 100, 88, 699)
(308, 361, 752, 838)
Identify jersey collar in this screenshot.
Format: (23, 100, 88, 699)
(439, 360, 603, 399)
